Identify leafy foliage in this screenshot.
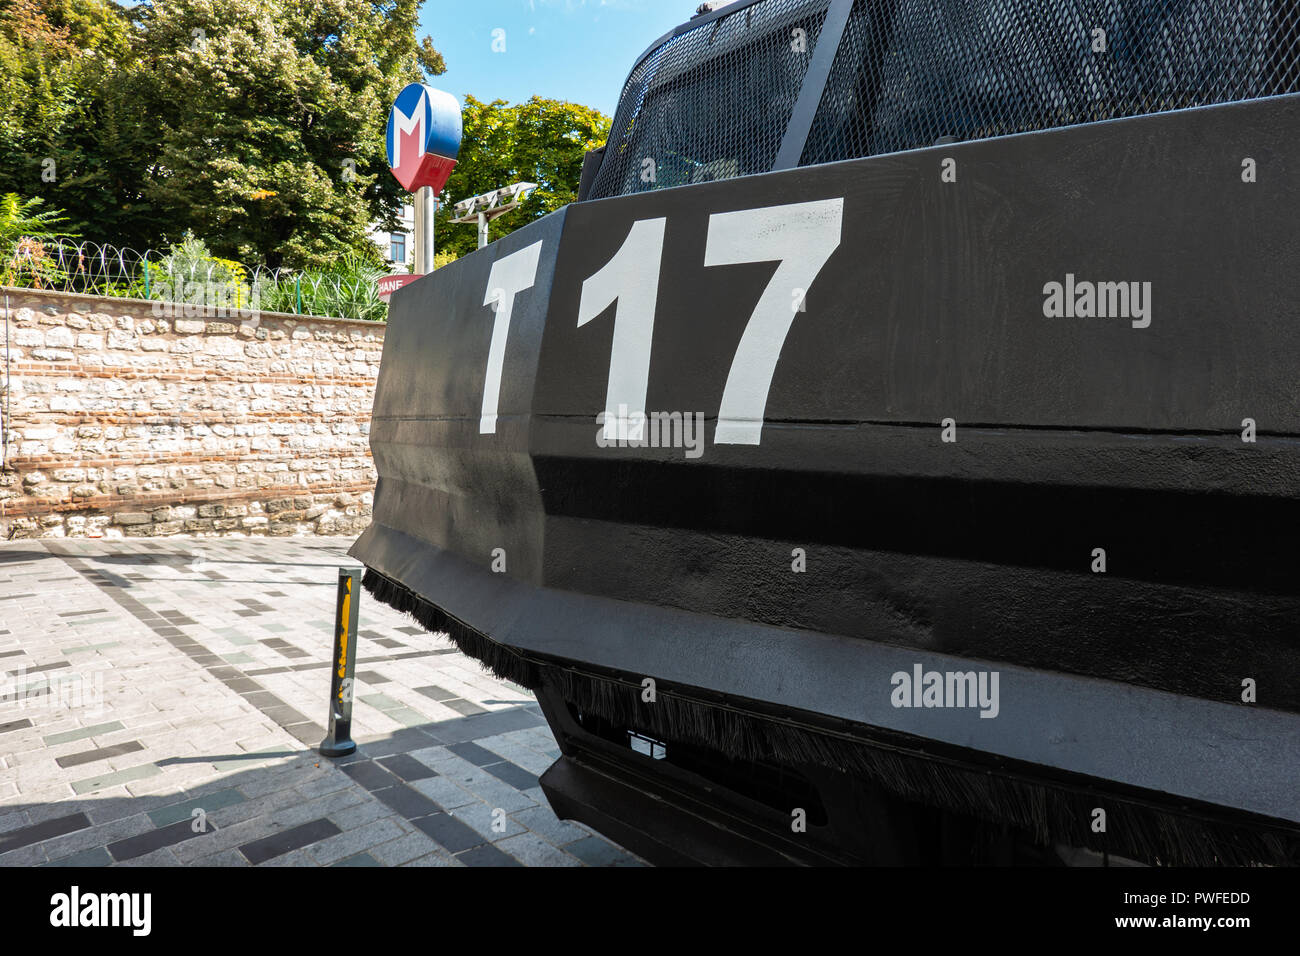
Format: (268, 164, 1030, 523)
(0, 191, 76, 286)
(142, 231, 251, 308)
(0, 191, 74, 247)
(0, 1, 147, 241)
(0, 0, 614, 280)
(256, 252, 387, 322)
(435, 96, 611, 259)
(0, 0, 448, 269)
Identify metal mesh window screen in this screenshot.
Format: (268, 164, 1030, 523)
(800, 0, 1300, 167)
(586, 0, 831, 200)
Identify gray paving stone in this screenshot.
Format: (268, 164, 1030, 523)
(108, 818, 206, 862)
(0, 538, 636, 868)
(290, 768, 354, 799)
(410, 812, 486, 854)
(376, 753, 437, 783)
(259, 848, 318, 867)
(473, 735, 557, 777)
(451, 772, 539, 813)
(447, 741, 500, 766)
(211, 747, 297, 773)
(510, 805, 595, 848)
(358, 692, 405, 712)
(71, 763, 160, 795)
(424, 706, 545, 745)
(405, 745, 454, 770)
(451, 801, 527, 842)
(61, 642, 121, 656)
(324, 798, 393, 833)
(338, 759, 401, 792)
(269, 788, 365, 828)
(482, 760, 540, 792)
(234, 762, 321, 799)
(368, 831, 442, 867)
(0, 811, 91, 854)
(148, 788, 246, 827)
(400, 850, 461, 867)
(188, 848, 251, 867)
(171, 814, 285, 862)
(116, 846, 183, 867)
(204, 789, 294, 829)
(564, 836, 642, 867)
(308, 817, 409, 865)
(455, 842, 522, 867)
(42, 721, 125, 746)
(85, 793, 175, 825)
(40, 813, 155, 861)
(240, 818, 340, 864)
(45, 845, 113, 867)
(0, 843, 49, 866)
(493, 831, 584, 867)
(441, 698, 488, 717)
(370, 783, 439, 819)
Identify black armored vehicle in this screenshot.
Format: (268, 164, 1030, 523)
(353, 0, 1300, 865)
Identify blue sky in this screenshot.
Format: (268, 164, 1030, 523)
(420, 0, 693, 116)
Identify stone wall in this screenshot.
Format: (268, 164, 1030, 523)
(0, 288, 383, 539)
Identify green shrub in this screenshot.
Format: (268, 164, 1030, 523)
(253, 252, 388, 322)
(128, 232, 266, 312)
(0, 194, 76, 288)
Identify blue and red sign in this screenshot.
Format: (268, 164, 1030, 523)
(386, 83, 462, 195)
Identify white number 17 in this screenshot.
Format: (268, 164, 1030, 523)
(575, 198, 843, 446)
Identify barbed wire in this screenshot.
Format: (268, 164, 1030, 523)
(0, 238, 389, 322)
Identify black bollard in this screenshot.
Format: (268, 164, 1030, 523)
(319, 567, 361, 757)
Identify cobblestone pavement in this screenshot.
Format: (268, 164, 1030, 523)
(0, 537, 643, 867)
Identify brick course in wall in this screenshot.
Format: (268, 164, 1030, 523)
(0, 288, 384, 539)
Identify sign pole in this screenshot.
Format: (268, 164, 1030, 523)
(413, 192, 424, 273)
(416, 185, 436, 272)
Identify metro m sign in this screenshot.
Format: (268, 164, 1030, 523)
(386, 83, 462, 195)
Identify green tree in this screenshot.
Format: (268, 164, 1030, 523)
(0, 0, 134, 207)
(3, 1, 158, 246)
(0, 1, 609, 271)
(130, 0, 444, 268)
(435, 95, 611, 259)
(0, 0, 448, 268)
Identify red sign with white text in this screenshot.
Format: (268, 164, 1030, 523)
(377, 273, 422, 302)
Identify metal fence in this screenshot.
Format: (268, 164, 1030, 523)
(0, 239, 389, 322)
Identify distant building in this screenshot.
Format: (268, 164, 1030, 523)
(369, 202, 415, 270)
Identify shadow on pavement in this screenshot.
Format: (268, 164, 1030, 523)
(0, 706, 636, 869)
